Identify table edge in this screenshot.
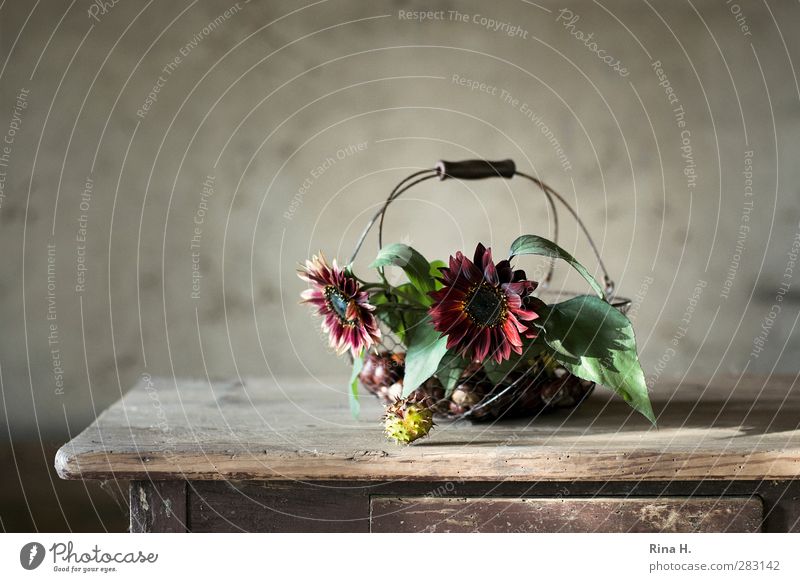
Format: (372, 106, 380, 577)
(55, 444, 800, 482)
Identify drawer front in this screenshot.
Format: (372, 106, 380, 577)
(370, 497, 763, 533)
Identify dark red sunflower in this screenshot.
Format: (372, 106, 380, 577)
(428, 243, 540, 363)
(299, 253, 381, 356)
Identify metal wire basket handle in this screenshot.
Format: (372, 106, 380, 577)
(349, 159, 617, 300)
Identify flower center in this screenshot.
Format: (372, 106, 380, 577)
(464, 283, 508, 328)
(324, 285, 355, 326)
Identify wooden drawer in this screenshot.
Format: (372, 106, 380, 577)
(370, 497, 763, 533)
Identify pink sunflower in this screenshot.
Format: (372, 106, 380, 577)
(428, 243, 540, 363)
(298, 254, 381, 356)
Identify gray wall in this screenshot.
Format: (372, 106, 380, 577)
(1, 0, 798, 437)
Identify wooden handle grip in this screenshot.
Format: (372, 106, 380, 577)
(435, 159, 516, 180)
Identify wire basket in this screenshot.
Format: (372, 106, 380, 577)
(351, 159, 629, 422)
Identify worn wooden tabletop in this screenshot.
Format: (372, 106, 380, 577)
(55, 375, 800, 482)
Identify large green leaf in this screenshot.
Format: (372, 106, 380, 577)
(510, 234, 604, 298)
(371, 244, 435, 303)
(402, 316, 448, 396)
(539, 295, 655, 424)
(538, 296, 628, 359)
(348, 351, 365, 419)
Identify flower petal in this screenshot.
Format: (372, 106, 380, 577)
(426, 243, 543, 363)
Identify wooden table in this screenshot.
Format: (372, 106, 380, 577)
(56, 375, 800, 532)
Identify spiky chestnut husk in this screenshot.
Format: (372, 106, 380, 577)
(383, 397, 434, 445)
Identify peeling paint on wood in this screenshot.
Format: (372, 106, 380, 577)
(121, 479, 798, 532)
(129, 481, 187, 533)
(370, 497, 764, 533)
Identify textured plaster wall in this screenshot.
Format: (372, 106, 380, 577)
(0, 0, 798, 436)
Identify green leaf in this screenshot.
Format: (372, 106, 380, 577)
(371, 287, 426, 343)
(371, 293, 403, 341)
(510, 234, 604, 298)
(402, 316, 448, 396)
(392, 282, 430, 307)
(429, 259, 446, 275)
(371, 244, 435, 303)
(437, 352, 468, 397)
(539, 295, 655, 424)
(348, 351, 365, 419)
(429, 260, 447, 290)
(538, 297, 628, 359)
